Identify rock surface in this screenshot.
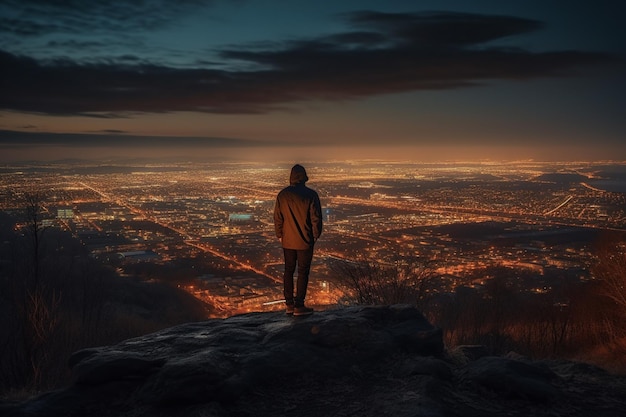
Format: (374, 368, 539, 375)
(3, 305, 626, 417)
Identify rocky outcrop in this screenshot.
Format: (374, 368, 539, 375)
(3, 305, 626, 417)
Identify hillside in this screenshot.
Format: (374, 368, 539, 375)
(533, 172, 589, 184)
(2, 305, 626, 417)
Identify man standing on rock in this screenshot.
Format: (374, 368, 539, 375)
(274, 164, 323, 316)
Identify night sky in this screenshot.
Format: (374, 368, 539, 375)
(1, 0, 624, 163)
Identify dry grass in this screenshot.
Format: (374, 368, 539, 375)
(577, 337, 626, 374)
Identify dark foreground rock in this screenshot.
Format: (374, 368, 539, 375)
(3, 305, 626, 417)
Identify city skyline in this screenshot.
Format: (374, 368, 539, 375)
(1, 0, 625, 162)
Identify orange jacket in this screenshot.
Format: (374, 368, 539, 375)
(274, 183, 322, 250)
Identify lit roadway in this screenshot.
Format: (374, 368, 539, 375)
(330, 195, 520, 221)
(543, 195, 574, 216)
(79, 181, 282, 284)
(185, 240, 281, 284)
(581, 182, 606, 193)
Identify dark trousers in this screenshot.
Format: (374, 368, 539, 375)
(282, 247, 314, 307)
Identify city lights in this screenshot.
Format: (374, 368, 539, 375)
(1, 160, 624, 317)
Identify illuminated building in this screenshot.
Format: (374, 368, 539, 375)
(229, 213, 254, 223)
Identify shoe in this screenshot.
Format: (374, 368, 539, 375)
(285, 304, 294, 315)
(293, 306, 314, 316)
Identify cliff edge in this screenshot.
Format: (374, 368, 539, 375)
(2, 305, 625, 417)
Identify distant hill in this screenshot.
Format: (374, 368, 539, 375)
(108, 276, 211, 325)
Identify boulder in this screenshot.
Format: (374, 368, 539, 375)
(12, 305, 443, 416)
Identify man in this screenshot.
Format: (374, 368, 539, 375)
(274, 164, 323, 316)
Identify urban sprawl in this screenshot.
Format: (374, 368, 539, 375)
(1, 160, 625, 316)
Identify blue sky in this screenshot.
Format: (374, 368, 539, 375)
(0, 0, 624, 162)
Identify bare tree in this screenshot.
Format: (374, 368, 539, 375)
(591, 232, 626, 337)
(0, 192, 64, 391)
(330, 256, 437, 308)
(592, 234, 626, 312)
(21, 192, 63, 388)
(23, 192, 46, 285)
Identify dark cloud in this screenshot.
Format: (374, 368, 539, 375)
(344, 11, 544, 46)
(0, 0, 223, 67)
(0, 0, 218, 36)
(96, 129, 127, 134)
(0, 129, 275, 148)
(0, 10, 616, 116)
